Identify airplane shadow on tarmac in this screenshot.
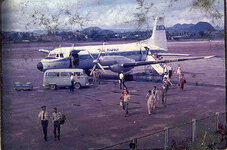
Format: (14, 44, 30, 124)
(128, 107, 141, 110)
(130, 102, 141, 105)
(183, 71, 205, 75)
(185, 82, 225, 88)
(127, 111, 144, 117)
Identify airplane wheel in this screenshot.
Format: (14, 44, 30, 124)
(49, 84, 57, 90)
(125, 75, 134, 81)
(74, 83, 81, 89)
(85, 70, 92, 76)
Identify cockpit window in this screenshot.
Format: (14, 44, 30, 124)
(48, 53, 56, 57)
(56, 54, 59, 57)
(60, 53, 64, 58)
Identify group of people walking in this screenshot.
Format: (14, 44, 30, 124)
(146, 64, 186, 115)
(164, 64, 186, 91)
(38, 106, 63, 141)
(119, 64, 187, 116)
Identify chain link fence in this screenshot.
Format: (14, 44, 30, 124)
(99, 112, 226, 149)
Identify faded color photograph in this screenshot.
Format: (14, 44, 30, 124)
(1, 0, 225, 149)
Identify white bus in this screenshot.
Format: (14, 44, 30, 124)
(43, 69, 92, 90)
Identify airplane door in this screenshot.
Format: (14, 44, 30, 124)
(72, 53, 79, 66)
(70, 50, 80, 68)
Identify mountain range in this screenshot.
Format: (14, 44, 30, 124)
(80, 21, 217, 34)
(167, 22, 216, 32)
(81, 27, 115, 35)
(15, 21, 218, 34)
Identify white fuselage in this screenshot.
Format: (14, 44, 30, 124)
(38, 41, 167, 72)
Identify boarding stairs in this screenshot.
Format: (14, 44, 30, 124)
(145, 51, 164, 75)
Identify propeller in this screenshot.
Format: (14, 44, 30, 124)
(87, 50, 106, 75)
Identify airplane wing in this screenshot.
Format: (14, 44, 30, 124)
(121, 55, 216, 68)
(157, 53, 191, 56)
(39, 49, 50, 53)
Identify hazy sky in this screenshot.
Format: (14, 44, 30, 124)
(2, 0, 224, 32)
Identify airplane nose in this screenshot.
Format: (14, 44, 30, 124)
(37, 62, 43, 71)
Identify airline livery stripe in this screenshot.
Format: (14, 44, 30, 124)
(53, 49, 166, 62)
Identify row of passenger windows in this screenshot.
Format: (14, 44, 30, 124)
(47, 72, 81, 77)
(48, 51, 144, 59)
(82, 51, 142, 58)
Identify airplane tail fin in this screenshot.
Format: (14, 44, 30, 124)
(146, 17, 167, 51)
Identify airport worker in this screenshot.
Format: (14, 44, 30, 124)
(124, 91, 130, 117)
(119, 73, 126, 89)
(70, 73, 74, 91)
(164, 63, 168, 74)
(93, 69, 97, 84)
(38, 106, 49, 141)
(70, 55, 74, 68)
(52, 107, 62, 141)
(168, 64, 173, 79)
(95, 69, 101, 84)
(161, 82, 167, 107)
(179, 74, 186, 91)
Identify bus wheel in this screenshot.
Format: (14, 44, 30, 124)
(74, 83, 81, 89)
(49, 84, 57, 90)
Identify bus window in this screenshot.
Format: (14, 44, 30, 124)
(61, 72, 71, 76)
(47, 72, 59, 77)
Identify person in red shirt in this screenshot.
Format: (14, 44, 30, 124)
(120, 87, 129, 110)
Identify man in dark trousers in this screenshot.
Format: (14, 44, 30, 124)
(52, 107, 62, 141)
(119, 73, 126, 89)
(168, 64, 173, 79)
(70, 73, 74, 91)
(179, 74, 186, 91)
(161, 82, 167, 107)
(38, 106, 49, 141)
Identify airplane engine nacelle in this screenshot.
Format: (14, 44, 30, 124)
(99, 56, 117, 66)
(109, 64, 132, 73)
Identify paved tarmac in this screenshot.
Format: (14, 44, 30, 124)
(2, 40, 225, 149)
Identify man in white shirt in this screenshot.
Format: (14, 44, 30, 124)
(38, 106, 49, 141)
(146, 86, 158, 115)
(52, 107, 62, 141)
(70, 73, 74, 91)
(119, 73, 126, 89)
(168, 64, 172, 79)
(164, 63, 168, 74)
(146, 90, 153, 115)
